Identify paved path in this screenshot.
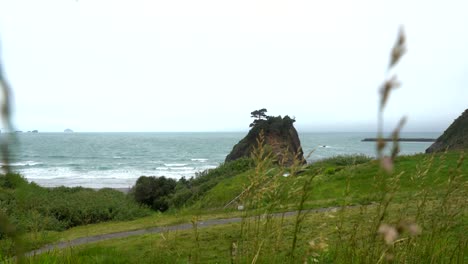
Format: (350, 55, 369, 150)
(26, 206, 349, 257)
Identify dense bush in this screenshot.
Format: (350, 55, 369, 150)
(131, 176, 177, 212)
(0, 173, 28, 189)
(0, 173, 151, 236)
(315, 154, 373, 167)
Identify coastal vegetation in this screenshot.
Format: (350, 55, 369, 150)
(0, 173, 151, 255)
(132, 157, 253, 211)
(131, 176, 177, 212)
(1, 150, 465, 263)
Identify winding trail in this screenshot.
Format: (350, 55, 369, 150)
(26, 205, 352, 257)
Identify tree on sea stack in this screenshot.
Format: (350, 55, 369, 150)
(250, 108, 268, 127)
(251, 108, 267, 119)
(226, 109, 306, 166)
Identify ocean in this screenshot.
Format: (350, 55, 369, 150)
(5, 132, 439, 188)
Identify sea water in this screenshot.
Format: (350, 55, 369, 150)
(5, 132, 439, 188)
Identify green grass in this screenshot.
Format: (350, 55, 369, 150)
(1, 151, 467, 263)
(25, 200, 468, 263)
(168, 158, 253, 208)
(191, 152, 466, 211)
(24, 208, 356, 263)
(15, 209, 249, 254)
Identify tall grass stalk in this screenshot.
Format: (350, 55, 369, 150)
(0, 46, 24, 262)
(190, 216, 200, 264)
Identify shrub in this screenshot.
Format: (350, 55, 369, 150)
(0, 173, 28, 189)
(314, 154, 372, 167)
(132, 176, 177, 212)
(0, 174, 151, 235)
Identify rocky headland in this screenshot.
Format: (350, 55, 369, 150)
(225, 109, 305, 166)
(426, 108, 468, 153)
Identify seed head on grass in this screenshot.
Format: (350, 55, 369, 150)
(308, 237, 329, 252)
(389, 26, 407, 69)
(304, 236, 329, 263)
(380, 75, 402, 111)
(378, 221, 422, 246)
(380, 157, 394, 174)
(378, 224, 398, 245)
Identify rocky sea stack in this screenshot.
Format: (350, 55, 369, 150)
(226, 109, 306, 166)
(426, 108, 468, 153)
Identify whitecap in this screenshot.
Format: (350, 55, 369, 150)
(1, 161, 43, 167)
(164, 163, 188, 167)
(169, 167, 195, 171)
(200, 165, 218, 169)
(191, 158, 208, 162)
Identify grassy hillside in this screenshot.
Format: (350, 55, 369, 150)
(194, 152, 465, 211)
(3, 151, 465, 263)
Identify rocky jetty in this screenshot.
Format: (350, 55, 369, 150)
(426, 109, 468, 153)
(226, 109, 305, 166)
(362, 138, 435, 142)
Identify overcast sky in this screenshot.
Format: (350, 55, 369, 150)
(0, 0, 466, 132)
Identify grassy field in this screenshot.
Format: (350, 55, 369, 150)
(1, 150, 465, 263)
(24, 198, 468, 263)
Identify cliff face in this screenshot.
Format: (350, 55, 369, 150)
(225, 115, 306, 166)
(426, 109, 468, 153)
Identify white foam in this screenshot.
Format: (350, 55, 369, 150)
(16, 162, 221, 188)
(16, 166, 178, 188)
(169, 167, 195, 171)
(164, 163, 188, 167)
(1, 161, 43, 167)
(199, 165, 217, 170)
(191, 158, 208, 162)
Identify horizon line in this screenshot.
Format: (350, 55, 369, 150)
(8, 130, 443, 134)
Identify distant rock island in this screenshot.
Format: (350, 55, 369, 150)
(226, 109, 305, 166)
(64, 129, 74, 133)
(426, 108, 468, 153)
(362, 138, 436, 142)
